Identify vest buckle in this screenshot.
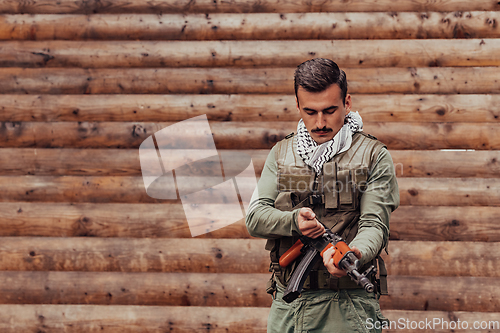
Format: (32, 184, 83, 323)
(308, 194, 324, 205)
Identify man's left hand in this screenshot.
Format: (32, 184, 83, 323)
(322, 246, 362, 277)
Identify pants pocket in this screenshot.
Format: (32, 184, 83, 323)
(267, 299, 295, 333)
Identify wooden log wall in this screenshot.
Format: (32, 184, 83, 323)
(1, 0, 500, 331)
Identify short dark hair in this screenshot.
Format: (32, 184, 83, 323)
(294, 58, 348, 105)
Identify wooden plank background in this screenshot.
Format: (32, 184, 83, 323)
(1, 0, 500, 332)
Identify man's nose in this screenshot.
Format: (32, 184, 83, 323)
(316, 112, 326, 128)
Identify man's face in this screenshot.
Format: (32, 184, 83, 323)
(296, 84, 352, 145)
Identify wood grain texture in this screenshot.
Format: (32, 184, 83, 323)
(0, 271, 271, 307)
(0, 202, 250, 238)
(0, 148, 267, 176)
(398, 178, 500, 206)
(390, 206, 500, 242)
(1, 237, 499, 278)
(0, 306, 499, 332)
(380, 276, 500, 312)
(0, 305, 269, 332)
(1, 148, 499, 178)
(0, 271, 497, 311)
(389, 150, 500, 178)
(383, 241, 500, 277)
(1, 121, 500, 150)
(0, 237, 268, 273)
(3, 12, 500, 40)
(2, 39, 500, 68)
(365, 122, 500, 150)
(0, 175, 497, 205)
(2, 94, 500, 123)
(1, 203, 500, 241)
(0, 121, 290, 149)
(1, 67, 500, 95)
(0, 0, 497, 14)
(0, 148, 269, 176)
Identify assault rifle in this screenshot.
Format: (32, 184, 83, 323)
(279, 225, 376, 303)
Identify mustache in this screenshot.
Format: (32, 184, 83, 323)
(312, 127, 333, 133)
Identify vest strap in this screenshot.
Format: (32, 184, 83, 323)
(377, 256, 389, 295)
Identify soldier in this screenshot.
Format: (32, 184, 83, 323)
(246, 58, 400, 332)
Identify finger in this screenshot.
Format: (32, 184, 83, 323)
(324, 247, 335, 256)
(307, 224, 325, 238)
(322, 247, 335, 260)
(305, 229, 324, 238)
(300, 207, 315, 220)
(310, 228, 325, 239)
(322, 249, 334, 265)
(300, 220, 318, 232)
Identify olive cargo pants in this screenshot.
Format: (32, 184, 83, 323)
(267, 285, 388, 333)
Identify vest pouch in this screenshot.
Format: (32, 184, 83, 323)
(274, 192, 299, 211)
(323, 161, 338, 209)
(337, 169, 354, 208)
(277, 166, 314, 192)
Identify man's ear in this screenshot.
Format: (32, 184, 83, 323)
(345, 94, 352, 115)
(295, 95, 300, 112)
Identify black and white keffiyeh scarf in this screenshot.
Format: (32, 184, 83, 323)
(296, 111, 364, 174)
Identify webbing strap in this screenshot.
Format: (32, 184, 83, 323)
(378, 256, 388, 295)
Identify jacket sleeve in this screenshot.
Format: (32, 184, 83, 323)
(245, 145, 302, 239)
(349, 147, 400, 265)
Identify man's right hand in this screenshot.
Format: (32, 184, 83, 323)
(297, 207, 325, 238)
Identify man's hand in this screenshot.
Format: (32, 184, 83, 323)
(297, 207, 325, 238)
(322, 246, 362, 277)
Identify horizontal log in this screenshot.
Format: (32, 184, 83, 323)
(4, 39, 500, 68)
(398, 178, 500, 206)
(0, 94, 302, 122)
(0, 271, 271, 306)
(0, 175, 161, 203)
(0, 271, 498, 311)
(1, 148, 500, 178)
(0, 121, 290, 149)
(390, 206, 500, 242)
(1, 237, 499, 278)
(354, 94, 500, 123)
(1, 121, 500, 150)
(0, 237, 268, 273)
(380, 276, 500, 312)
(0, 148, 269, 176)
(0, 202, 250, 238)
(0, 175, 498, 206)
(5, 305, 270, 332)
(1, 203, 500, 241)
(384, 310, 500, 333)
(4, 12, 500, 40)
(383, 241, 500, 277)
(2, 94, 500, 123)
(389, 150, 500, 178)
(0, 0, 497, 14)
(366, 122, 500, 150)
(0, 305, 269, 332)
(2, 67, 500, 94)
(0, 306, 499, 333)
(0, 148, 268, 176)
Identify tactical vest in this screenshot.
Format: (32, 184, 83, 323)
(266, 131, 388, 294)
